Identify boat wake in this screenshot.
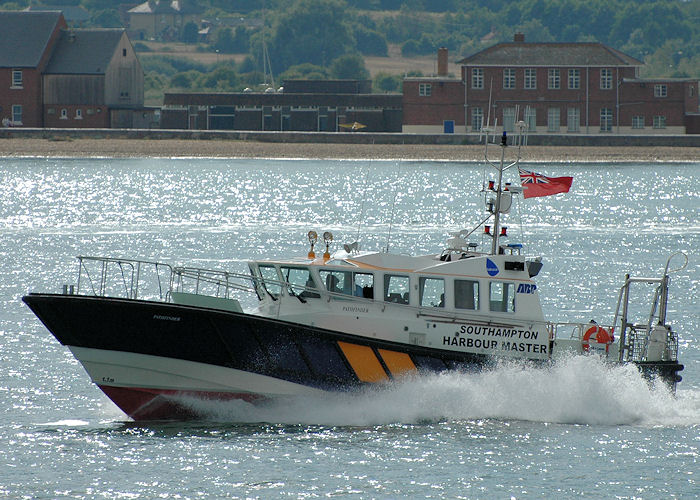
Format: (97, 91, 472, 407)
(173, 355, 700, 427)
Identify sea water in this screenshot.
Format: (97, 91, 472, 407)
(0, 157, 698, 498)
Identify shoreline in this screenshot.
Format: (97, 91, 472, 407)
(0, 137, 698, 162)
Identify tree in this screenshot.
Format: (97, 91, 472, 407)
(355, 26, 388, 56)
(373, 72, 401, 92)
(267, 0, 355, 74)
(329, 53, 369, 80)
(182, 22, 199, 44)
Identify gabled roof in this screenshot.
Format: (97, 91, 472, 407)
(0, 11, 63, 68)
(26, 5, 90, 22)
(129, 0, 203, 15)
(44, 29, 125, 75)
(459, 42, 643, 67)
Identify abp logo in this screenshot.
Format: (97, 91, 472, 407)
(486, 258, 499, 276)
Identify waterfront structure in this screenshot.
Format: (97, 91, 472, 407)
(403, 36, 699, 134)
(162, 80, 402, 132)
(0, 11, 150, 129)
(43, 29, 146, 128)
(0, 11, 66, 127)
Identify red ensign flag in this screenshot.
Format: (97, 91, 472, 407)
(518, 168, 573, 199)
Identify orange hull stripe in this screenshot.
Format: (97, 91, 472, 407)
(338, 341, 388, 383)
(378, 349, 417, 377)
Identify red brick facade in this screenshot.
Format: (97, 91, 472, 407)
(0, 14, 66, 127)
(403, 40, 699, 134)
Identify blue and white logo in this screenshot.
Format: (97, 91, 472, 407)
(486, 258, 499, 276)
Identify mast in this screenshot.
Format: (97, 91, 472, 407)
(490, 132, 507, 255)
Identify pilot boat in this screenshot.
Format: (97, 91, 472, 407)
(23, 130, 685, 421)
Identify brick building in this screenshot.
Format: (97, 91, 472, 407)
(162, 80, 402, 132)
(0, 11, 149, 129)
(0, 11, 66, 127)
(403, 36, 699, 134)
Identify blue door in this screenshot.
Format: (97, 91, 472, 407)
(443, 120, 455, 134)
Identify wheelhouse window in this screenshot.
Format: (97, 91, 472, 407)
(455, 280, 479, 310)
(320, 270, 351, 295)
(489, 281, 515, 313)
(354, 272, 374, 298)
(281, 266, 319, 298)
(600, 68, 613, 90)
(503, 68, 515, 89)
(524, 68, 537, 89)
(258, 265, 282, 297)
(418, 83, 432, 96)
(472, 68, 484, 89)
(419, 277, 444, 308)
(384, 274, 409, 304)
(11, 70, 22, 88)
(548, 68, 560, 89)
(568, 69, 580, 90)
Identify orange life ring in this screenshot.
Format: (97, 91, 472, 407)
(582, 325, 612, 352)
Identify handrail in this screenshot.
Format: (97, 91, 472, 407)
(76, 256, 174, 300)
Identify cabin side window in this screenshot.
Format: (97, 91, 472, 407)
(281, 266, 320, 298)
(258, 265, 282, 297)
(320, 270, 353, 295)
(489, 281, 515, 313)
(384, 274, 409, 304)
(354, 272, 374, 298)
(419, 277, 444, 307)
(455, 280, 480, 310)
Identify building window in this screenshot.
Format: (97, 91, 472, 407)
(547, 108, 560, 132)
(524, 68, 537, 89)
(503, 68, 515, 89)
(122, 48, 127, 57)
(691, 86, 695, 97)
(472, 68, 484, 89)
(654, 84, 667, 98)
(567, 108, 580, 132)
(60, 109, 68, 119)
(568, 69, 580, 89)
(75, 109, 83, 119)
(503, 107, 516, 132)
(471, 107, 483, 132)
(524, 107, 536, 131)
(632, 115, 644, 129)
(653, 115, 666, 129)
(11, 105, 22, 124)
(47, 108, 56, 115)
(418, 83, 432, 96)
(548, 69, 560, 89)
(11, 70, 22, 88)
(600, 108, 613, 132)
(600, 68, 613, 89)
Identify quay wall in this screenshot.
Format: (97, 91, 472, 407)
(1, 128, 700, 147)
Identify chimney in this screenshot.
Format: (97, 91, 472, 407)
(514, 33, 525, 43)
(437, 47, 448, 77)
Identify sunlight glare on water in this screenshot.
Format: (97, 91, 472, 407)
(0, 157, 698, 498)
